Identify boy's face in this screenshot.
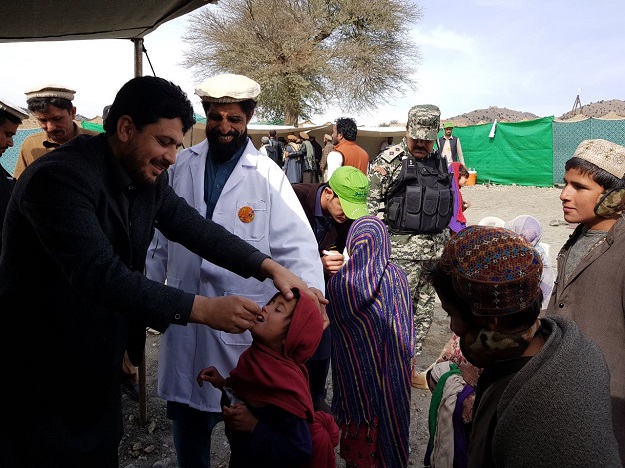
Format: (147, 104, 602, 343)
(458, 175, 468, 187)
(560, 167, 608, 229)
(252, 292, 298, 352)
(439, 296, 472, 338)
(323, 187, 348, 224)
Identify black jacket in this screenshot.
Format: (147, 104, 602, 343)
(0, 133, 267, 458)
(0, 163, 15, 253)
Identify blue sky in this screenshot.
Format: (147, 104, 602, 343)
(1, 0, 623, 126)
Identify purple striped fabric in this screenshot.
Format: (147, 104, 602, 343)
(328, 215, 414, 467)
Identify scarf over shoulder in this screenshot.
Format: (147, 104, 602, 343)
(449, 162, 466, 232)
(328, 215, 414, 467)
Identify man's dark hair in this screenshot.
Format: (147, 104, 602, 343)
(0, 109, 23, 125)
(104, 76, 195, 135)
(201, 99, 257, 121)
(27, 97, 73, 113)
(335, 117, 358, 141)
(565, 157, 625, 191)
(269, 129, 277, 138)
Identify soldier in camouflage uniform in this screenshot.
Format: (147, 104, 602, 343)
(367, 104, 451, 386)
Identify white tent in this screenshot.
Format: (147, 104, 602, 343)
(186, 122, 407, 161)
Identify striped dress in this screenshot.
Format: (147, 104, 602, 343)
(328, 215, 414, 467)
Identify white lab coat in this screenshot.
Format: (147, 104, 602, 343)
(145, 138, 324, 412)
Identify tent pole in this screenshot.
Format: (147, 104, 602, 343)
(132, 36, 148, 427)
(134, 38, 143, 78)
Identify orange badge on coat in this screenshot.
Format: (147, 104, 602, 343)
(238, 206, 255, 223)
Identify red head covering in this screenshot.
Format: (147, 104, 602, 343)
(450, 162, 466, 224)
(226, 291, 323, 420)
(226, 291, 338, 467)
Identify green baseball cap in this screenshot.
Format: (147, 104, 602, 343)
(328, 166, 370, 220)
(443, 122, 454, 129)
(407, 104, 441, 140)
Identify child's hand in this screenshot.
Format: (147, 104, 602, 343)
(223, 403, 259, 433)
(197, 366, 225, 389)
(462, 200, 471, 211)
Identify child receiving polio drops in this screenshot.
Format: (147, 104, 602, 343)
(197, 289, 339, 468)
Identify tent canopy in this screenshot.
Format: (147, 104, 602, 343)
(0, 0, 212, 42)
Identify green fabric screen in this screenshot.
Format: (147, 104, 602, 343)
(442, 117, 554, 187)
(81, 121, 104, 133)
(552, 118, 625, 185)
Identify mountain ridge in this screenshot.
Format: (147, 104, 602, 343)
(444, 99, 625, 126)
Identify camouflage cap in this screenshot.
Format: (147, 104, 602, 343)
(407, 104, 441, 140)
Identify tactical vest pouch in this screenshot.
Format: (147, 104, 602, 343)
(385, 156, 453, 234)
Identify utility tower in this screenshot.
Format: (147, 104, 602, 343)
(571, 90, 583, 115)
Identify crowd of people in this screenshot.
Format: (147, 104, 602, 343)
(0, 71, 624, 468)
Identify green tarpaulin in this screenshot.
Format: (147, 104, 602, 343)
(81, 121, 104, 133)
(443, 117, 554, 187)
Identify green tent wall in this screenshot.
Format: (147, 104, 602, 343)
(442, 117, 554, 187)
(552, 118, 625, 185)
(5, 116, 625, 187)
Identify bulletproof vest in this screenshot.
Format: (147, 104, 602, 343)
(384, 153, 453, 234)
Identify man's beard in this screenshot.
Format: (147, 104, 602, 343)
(121, 145, 163, 188)
(206, 128, 248, 164)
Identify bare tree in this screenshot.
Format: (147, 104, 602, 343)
(182, 0, 422, 125)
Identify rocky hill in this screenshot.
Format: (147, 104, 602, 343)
(445, 106, 539, 126)
(19, 100, 625, 130)
(559, 99, 625, 120)
(445, 99, 625, 126)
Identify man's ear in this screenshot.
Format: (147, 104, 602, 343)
(116, 115, 134, 143)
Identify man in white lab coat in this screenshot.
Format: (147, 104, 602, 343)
(145, 73, 325, 468)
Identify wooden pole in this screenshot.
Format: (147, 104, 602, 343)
(132, 37, 148, 427)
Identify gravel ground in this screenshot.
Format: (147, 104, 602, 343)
(118, 183, 573, 468)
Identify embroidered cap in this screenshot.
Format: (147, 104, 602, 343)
(0, 98, 29, 122)
(25, 84, 75, 101)
(573, 139, 625, 178)
(407, 104, 441, 140)
(328, 166, 370, 220)
(299, 131, 310, 140)
(439, 225, 543, 316)
(195, 74, 261, 103)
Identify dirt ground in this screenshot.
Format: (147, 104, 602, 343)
(118, 183, 573, 468)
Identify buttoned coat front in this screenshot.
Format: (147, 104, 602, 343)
(146, 138, 324, 413)
(546, 217, 625, 460)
